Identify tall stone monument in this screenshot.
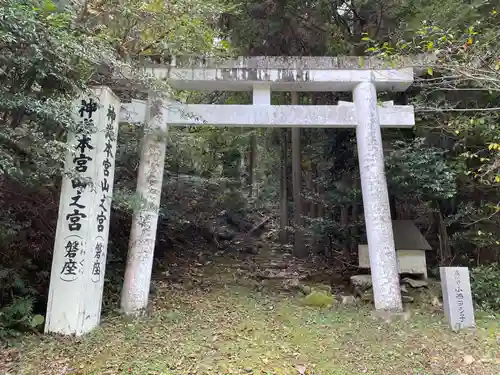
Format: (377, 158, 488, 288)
(45, 87, 120, 335)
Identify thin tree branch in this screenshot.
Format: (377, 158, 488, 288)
(417, 107, 500, 113)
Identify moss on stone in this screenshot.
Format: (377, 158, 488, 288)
(302, 290, 334, 308)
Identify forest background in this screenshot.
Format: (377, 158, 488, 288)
(0, 0, 499, 339)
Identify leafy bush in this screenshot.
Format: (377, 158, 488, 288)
(386, 138, 459, 200)
(470, 263, 500, 312)
(0, 269, 44, 345)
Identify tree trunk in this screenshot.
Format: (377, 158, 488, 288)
(350, 200, 359, 259)
(306, 166, 316, 217)
(434, 200, 451, 265)
(279, 128, 289, 244)
(390, 196, 397, 219)
(291, 92, 305, 257)
(341, 205, 350, 262)
(248, 133, 257, 197)
(317, 164, 325, 218)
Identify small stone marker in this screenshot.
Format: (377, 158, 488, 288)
(440, 267, 475, 331)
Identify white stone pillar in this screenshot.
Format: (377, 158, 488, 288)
(248, 84, 269, 196)
(253, 83, 271, 104)
(121, 94, 168, 315)
(353, 81, 403, 312)
(45, 86, 120, 335)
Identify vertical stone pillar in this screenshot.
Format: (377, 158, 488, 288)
(121, 94, 168, 315)
(45, 86, 120, 335)
(253, 83, 271, 104)
(291, 92, 305, 257)
(249, 84, 269, 195)
(353, 82, 402, 312)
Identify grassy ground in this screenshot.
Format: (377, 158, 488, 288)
(6, 260, 500, 375)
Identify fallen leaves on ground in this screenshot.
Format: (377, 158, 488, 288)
(4, 256, 500, 375)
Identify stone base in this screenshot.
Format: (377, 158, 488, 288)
(370, 309, 411, 323)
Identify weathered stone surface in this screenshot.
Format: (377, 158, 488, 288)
(339, 295, 358, 305)
(144, 54, 434, 71)
(440, 267, 475, 331)
(402, 277, 429, 288)
(354, 81, 403, 312)
(121, 95, 168, 316)
(141, 59, 418, 92)
(350, 274, 373, 290)
(299, 285, 312, 295)
(46, 87, 120, 336)
(402, 295, 415, 303)
(151, 103, 415, 128)
(313, 283, 333, 295)
(463, 355, 475, 365)
(431, 296, 443, 308)
(358, 219, 432, 278)
(258, 269, 298, 279)
(361, 290, 374, 302)
(285, 278, 300, 289)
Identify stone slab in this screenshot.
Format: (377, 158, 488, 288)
(116, 55, 436, 92)
(440, 267, 475, 331)
(120, 102, 415, 128)
(45, 86, 120, 335)
(159, 54, 434, 70)
(145, 66, 414, 92)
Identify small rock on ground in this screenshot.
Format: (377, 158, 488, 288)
(350, 275, 372, 289)
(402, 295, 414, 303)
(463, 355, 475, 365)
(339, 295, 357, 305)
(303, 291, 334, 307)
(402, 277, 428, 288)
(371, 309, 411, 323)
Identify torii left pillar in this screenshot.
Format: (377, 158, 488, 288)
(46, 87, 120, 335)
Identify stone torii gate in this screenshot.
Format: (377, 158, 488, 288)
(45, 56, 418, 336)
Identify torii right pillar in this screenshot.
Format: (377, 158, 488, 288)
(354, 81, 403, 312)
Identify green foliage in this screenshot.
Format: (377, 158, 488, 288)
(386, 138, 459, 200)
(0, 268, 44, 344)
(471, 263, 500, 312)
(83, 0, 233, 58)
(364, 2, 499, 265)
(445, 202, 500, 257)
(0, 0, 110, 183)
(0, 0, 233, 341)
(1, 0, 499, 342)
(0, 0, 104, 342)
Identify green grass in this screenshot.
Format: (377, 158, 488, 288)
(6, 263, 500, 375)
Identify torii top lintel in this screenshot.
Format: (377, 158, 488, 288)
(142, 55, 432, 92)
